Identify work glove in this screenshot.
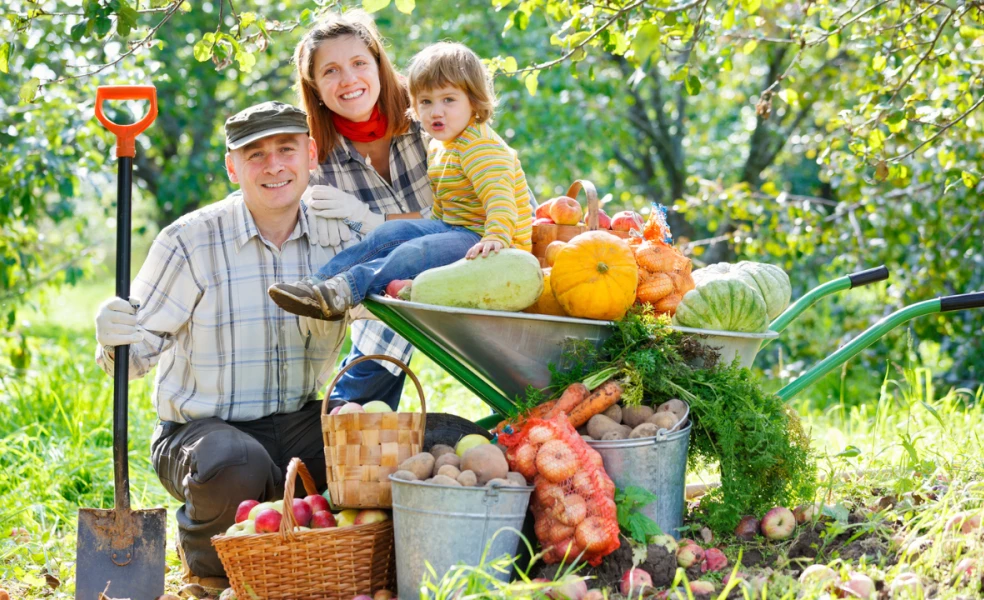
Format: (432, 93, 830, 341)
(304, 188, 352, 248)
(95, 296, 143, 349)
(305, 185, 385, 236)
(299, 315, 337, 338)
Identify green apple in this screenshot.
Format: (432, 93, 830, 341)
(455, 434, 491, 457)
(247, 501, 274, 521)
(335, 509, 359, 528)
(239, 521, 256, 535)
(271, 499, 284, 514)
(225, 522, 246, 536)
(362, 400, 393, 413)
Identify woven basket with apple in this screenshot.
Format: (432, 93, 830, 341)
(531, 180, 638, 268)
(322, 354, 427, 509)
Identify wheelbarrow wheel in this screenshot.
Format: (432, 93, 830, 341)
(424, 413, 493, 450)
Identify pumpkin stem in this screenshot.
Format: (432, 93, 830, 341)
(596, 262, 609, 274)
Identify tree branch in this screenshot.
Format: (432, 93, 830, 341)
(888, 94, 984, 162)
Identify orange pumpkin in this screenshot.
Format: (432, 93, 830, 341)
(524, 269, 568, 317)
(551, 231, 638, 320)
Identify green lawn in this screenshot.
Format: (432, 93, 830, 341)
(1, 282, 981, 598)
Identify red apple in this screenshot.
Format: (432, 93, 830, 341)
(676, 543, 705, 568)
(760, 506, 796, 540)
(793, 504, 817, 524)
(235, 499, 259, 524)
(291, 498, 313, 527)
(837, 571, 875, 599)
(701, 547, 727, 572)
(596, 209, 611, 229)
(254, 508, 282, 534)
(310, 510, 337, 529)
(582, 590, 605, 600)
(535, 198, 556, 220)
(548, 576, 588, 600)
(722, 571, 746, 586)
(620, 568, 652, 596)
(544, 241, 567, 267)
(945, 511, 982, 534)
(385, 279, 412, 299)
(533, 216, 555, 226)
(305, 494, 330, 514)
(734, 515, 760, 540)
(690, 580, 715, 594)
(955, 557, 977, 580)
(372, 591, 395, 600)
(549, 196, 583, 226)
(354, 509, 389, 525)
(351, 596, 373, 600)
(798, 564, 837, 588)
(610, 211, 644, 233)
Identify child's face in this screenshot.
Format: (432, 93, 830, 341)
(415, 86, 474, 142)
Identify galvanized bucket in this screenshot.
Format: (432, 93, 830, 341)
(390, 478, 533, 598)
(587, 423, 691, 538)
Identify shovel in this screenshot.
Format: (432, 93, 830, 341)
(76, 85, 166, 600)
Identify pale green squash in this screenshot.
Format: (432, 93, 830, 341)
(691, 261, 791, 321)
(672, 278, 770, 332)
(410, 249, 544, 312)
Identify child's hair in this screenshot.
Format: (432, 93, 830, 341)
(294, 9, 412, 161)
(407, 42, 496, 124)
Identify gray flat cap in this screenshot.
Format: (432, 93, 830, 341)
(225, 101, 309, 150)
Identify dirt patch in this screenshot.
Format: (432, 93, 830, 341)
(836, 536, 890, 562)
(737, 547, 777, 568)
(531, 540, 635, 592)
(641, 545, 678, 587)
(787, 526, 822, 560)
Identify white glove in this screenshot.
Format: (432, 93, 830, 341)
(304, 188, 352, 248)
(95, 296, 143, 348)
(305, 185, 385, 235)
(299, 315, 337, 338)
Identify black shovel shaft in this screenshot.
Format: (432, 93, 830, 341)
(113, 156, 133, 513)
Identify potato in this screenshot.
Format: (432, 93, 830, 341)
(391, 469, 418, 481)
(602, 403, 623, 424)
(601, 430, 626, 440)
(647, 412, 678, 431)
(586, 414, 621, 439)
(461, 444, 509, 484)
(505, 471, 528, 486)
(399, 452, 436, 480)
(486, 478, 512, 487)
(657, 399, 688, 421)
(456, 470, 478, 487)
(580, 434, 594, 442)
(622, 405, 655, 428)
(434, 453, 461, 471)
(619, 424, 633, 437)
(630, 423, 660, 439)
(491, 443, 507, 457)
(429, 444, 456, 459)
(431, 474, 461, 486)
(437, 464, 461, 479)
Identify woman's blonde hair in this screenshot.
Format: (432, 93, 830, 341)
(407, 42, 496, 124)
(293, 10, 412, 162)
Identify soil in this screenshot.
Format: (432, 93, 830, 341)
(641, 544, 678, 587)
(787, 526, 822, 560)
(530, 539, 635, 592)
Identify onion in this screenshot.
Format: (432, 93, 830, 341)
(551, 494, 588, 527)
(575, 516, 614, 553)
(536, 440, 579, 483)
(528, 424, 556, 445)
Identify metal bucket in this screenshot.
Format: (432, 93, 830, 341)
(587, 423, 691, 538)
(390, 478, 533, 598)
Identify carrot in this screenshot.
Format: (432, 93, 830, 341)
(567, 380, 623, 428)
(495, 399, 558, 434)
(545, 383, 590, 419)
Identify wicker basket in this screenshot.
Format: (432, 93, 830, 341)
(212, 457, 396, 599)
(532, 180, 630, 267)
(322, 354, 427, 509)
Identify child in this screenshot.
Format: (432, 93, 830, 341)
(269, 42, 534, 320)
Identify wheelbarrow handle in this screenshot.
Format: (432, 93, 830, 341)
(941, 292, 984, 312)
(95, 85, 158, 159)
(848, 265, 889, 288)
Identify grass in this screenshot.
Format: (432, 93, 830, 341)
(0, 282, 981, 598)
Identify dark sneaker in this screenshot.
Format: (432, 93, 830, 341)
(268, 276, 353, 320)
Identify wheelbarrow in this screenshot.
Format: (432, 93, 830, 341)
(361, 265, 894, 425)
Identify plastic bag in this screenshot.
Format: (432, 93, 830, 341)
(499, 414, 620, 566)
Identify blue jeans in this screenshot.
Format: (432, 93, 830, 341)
(328, 345, 407, 411)
(315, 219, 481, 303)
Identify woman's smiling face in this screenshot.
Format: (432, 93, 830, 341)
(313, 35, 380, 123)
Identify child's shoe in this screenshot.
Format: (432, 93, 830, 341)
(268, 276, 353, 320)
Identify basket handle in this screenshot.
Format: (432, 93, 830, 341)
(278, 457, 322, 541)
(564, 180, 600, 231)
(320, 354, 427, 422)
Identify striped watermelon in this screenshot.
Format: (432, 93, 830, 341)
(672, 278, 770, 333)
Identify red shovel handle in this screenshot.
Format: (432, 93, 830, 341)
(95, 85, 158, 158)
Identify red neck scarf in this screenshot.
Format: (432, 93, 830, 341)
(331, 105, 389, 143)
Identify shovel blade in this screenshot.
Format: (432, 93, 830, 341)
(76, 507, 167, 600)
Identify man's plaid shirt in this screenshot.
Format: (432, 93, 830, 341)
(95, 196, 349, 423)
(310, 122, 434, 376)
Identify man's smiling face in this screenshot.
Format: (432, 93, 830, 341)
(226, 133, 317, 216)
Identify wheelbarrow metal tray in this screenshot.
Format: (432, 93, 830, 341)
(367, 295, 613, 400)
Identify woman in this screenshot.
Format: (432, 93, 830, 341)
(294, 10, 432, 410)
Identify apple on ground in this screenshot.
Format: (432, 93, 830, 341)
(547, 576, 587, 600)
(336, 509, 360, 528)
(734, 515, 760, 540)
(310, 510, 337, 529)
(533, 217, 555, 226)
(549, 196, 583, 226)
(235, 499, 259, 523)
(793, 504, 817, 524)
(305, 494, 330, 514)
(689, 580, 715, 594)
(649, 534, 677, 554)
(247, 501, 275, 521)
(798, 564, 837, 588)
(582, 590, 604, 600)
(455, 433, 491, 456)
(610, 211, 644, 233)
(701, 547, 727, 572)
(620, 568, 652, 595)
(354, 509, 389, 525)
(760, 506, 796, 540)
(337, 402, 365, 415)
(837, 572, 875, 599)
(291, 498, 313, 527)
(254, 508, 282, 534)
(889, 573, 922, 595)
(362, 400, 393, 414)
(676, 543, 705, 568)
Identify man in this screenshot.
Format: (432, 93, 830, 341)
(93, 101, 350, 589)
